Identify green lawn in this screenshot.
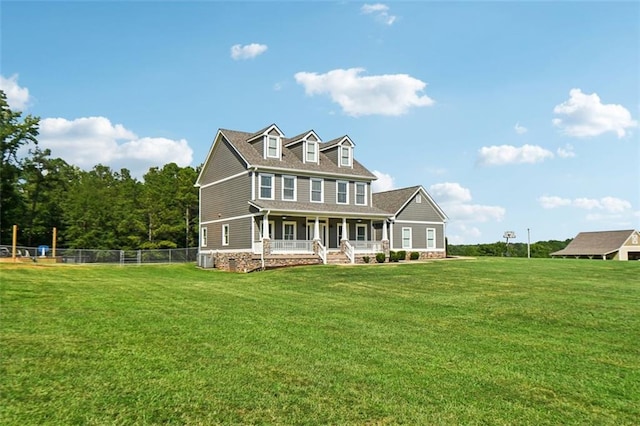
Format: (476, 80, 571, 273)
(1, 258, 638, 425)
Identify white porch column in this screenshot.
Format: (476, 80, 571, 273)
(341, 217, 347, 241)
(382, 220, 388, 241)
(262, 213, 270, 239)
(314, 217, 320, 240)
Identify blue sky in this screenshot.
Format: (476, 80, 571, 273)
(2, 1, 638, 244)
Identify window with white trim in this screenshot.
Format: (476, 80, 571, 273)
(310, 178, 323, 203)
(283, 222, 296, 240)
(259, 173, 274, 199)
(305, 141, 318, 163)
(201, 227, 207, 247)
(266, 136, 280, 158)
(427, 228, 436, 249)
(356, 224, 367, 241)
(337, 180, 348, 204)
(402, 227, 412, 249)
(222, 224, 230, 246)
(282, 175, 296, 201)
(340, 145, 352, 167)
(416, 194, 422, 204)
(355, 182, 366, 205)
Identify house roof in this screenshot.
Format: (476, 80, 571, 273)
(218, 128, 376, 179)
(372, 185, 449, 221)
(551, 230, 636, 256)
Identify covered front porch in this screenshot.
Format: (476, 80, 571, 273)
(251, 213, 390, 264)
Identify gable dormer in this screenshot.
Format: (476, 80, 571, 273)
(321, 136, 355, 168)
(246, 124, 285, 160)
(284, 130, 321, 164)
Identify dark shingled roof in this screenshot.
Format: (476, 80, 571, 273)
(219, 128, 375, 179)
(551, 230, 636, 256)
(372, 186, 421, 215)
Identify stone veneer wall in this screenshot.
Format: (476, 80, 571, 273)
(205, 251, 322, 272)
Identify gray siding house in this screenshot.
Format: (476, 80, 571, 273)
(196, 124, 448, 271)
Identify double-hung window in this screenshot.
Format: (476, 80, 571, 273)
(337, 181, 348, 204)
(266, 136, 280, 158)
(340, 145, 352, 167)
(305, 141, 317, 163)
(282, 175, 296, 201)
(402, 227, 412, 249)
(310, 178, 323, 203)
(259, 173, 274, 199)
(356, 224, 367, 241)
(222, 224, 230, 246)
(427, 228, 436, 249)
(355, 182, 366, 205)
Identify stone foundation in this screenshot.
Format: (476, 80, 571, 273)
(203, 251, 322, 272)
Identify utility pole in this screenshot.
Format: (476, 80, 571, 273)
(527, 228, 531, 259)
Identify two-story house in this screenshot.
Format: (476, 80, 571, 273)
(196, 124, 448, 271)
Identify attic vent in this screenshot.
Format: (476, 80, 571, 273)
(416, 194, 422, 203)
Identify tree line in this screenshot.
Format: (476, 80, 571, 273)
(447, 239, 571, 258)
(1, 90, 199, 250)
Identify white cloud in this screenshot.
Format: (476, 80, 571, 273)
(294, 68, 434, 117)
(429, 182, 505, 222)
(371, 170, 395, 192)
(39, 116, 193, 178)
(556, 144, 575, 158)
(0, 74, 31, 111)
(514, 122, 528, 134)
(230, 43, 268, 60)
(429, 182, 472, 203)
(361, 3, 397, 25)
(477, 144, 554, 166)
(552, 88, 638, 138)
(538, 195, 632, 213)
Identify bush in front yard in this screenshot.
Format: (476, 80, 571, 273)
(397, 250, 406, 261)
(389, 251, 399, 262)
(376, 253, 386, 263)
(410, 251, 420, 260)
(362, 256, 371, 263)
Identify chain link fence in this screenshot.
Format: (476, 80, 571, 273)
(1, 245, 198, 265)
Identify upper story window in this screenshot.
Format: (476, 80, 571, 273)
(266, 136, 280, 159)
(337, 180, 349, 204)
(282, 175, 296, 201)
(416, 194, 422, 204)
(305, 141, 318, 163)
(355, 182, 366, 205)
(340, 145, 352, 167)
(310, 178, 324, 203)
(259, 173, 274, 199)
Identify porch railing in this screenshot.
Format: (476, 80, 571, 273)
(271, 239, 314, 253)
(317, 241, 327, 264)
(344, 241, 355, 264)
(352, 241, 383, 253)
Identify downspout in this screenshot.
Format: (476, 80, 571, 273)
(261, 209, 270, 271)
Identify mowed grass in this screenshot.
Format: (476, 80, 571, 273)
(1, 258, 638, 425)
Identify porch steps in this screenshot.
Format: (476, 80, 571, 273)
(326, 252, 350, 265)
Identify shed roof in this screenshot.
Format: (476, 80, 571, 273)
(551, 230, 636, 256)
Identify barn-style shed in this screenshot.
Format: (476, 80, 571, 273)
(551, 229, 640, 260)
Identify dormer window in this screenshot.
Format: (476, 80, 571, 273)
(340, 145, 352, 167)
(266, 136, 280, 159)
(305, 140, 318, 163)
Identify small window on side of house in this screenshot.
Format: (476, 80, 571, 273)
(222, 224, 230, 246)
(201, 227, 207, 247)
(416, 194, 422, 204)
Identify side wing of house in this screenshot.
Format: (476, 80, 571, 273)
(196, 131, 253, 253)
(617, 230, 640, 260)
(390, 187, 447, 256)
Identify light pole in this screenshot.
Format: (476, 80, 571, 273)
(527, 228, 531, 259)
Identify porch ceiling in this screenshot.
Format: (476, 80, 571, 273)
(249, 200, 391, 219)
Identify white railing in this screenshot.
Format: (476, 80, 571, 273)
(270, 239, 314, 253)
(317, 241, 327, 264)
(352, 240, 383, 253)
(344, 241, 355, 264)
